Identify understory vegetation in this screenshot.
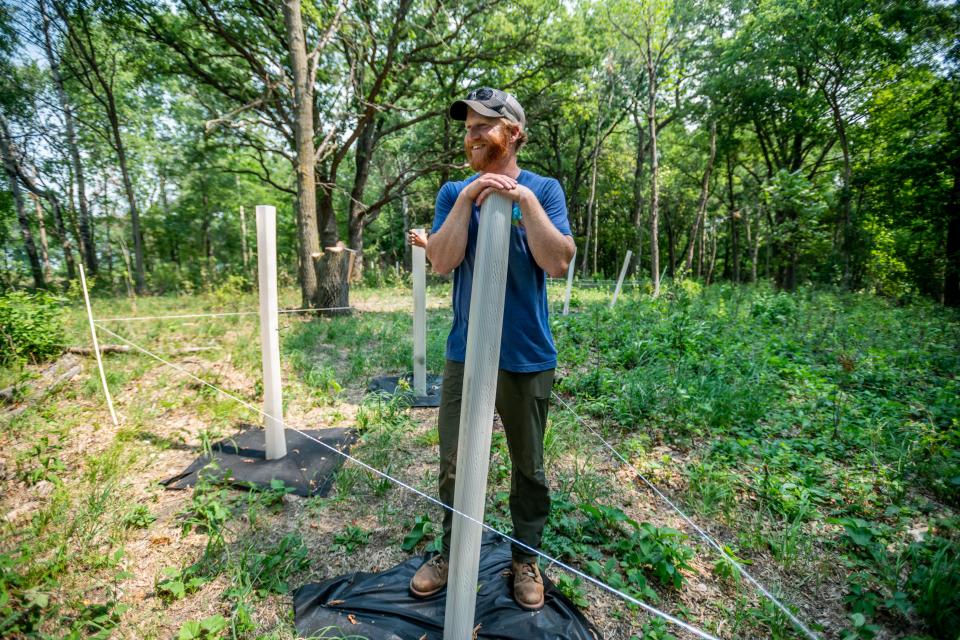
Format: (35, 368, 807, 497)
(0, 282, 957, 639)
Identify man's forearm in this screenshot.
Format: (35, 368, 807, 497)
(519, 192, 575, 277)
(426, 193, 473, 275)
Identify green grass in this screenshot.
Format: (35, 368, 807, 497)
(1, 279, 957, 639)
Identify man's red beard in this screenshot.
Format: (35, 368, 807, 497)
(465, 125, 510, 172)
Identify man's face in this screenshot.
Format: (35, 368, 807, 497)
(463, 110, 513, 172)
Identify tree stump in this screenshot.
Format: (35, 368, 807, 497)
(312, 245, 352, 315)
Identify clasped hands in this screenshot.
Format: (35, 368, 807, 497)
(463, 173, 531, 208)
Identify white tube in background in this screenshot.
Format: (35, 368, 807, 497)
(610, 249, 632, 309)
(256, 205, 286, 460)
(562, 246, 577, 316)
(78, 263, 119, 427)
(444, 194, 512, 639)
(412, 227, 427, 396)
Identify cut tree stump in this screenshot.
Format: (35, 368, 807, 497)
(312, 245, 352, 315)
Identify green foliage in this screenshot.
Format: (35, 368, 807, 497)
(156, 565, 210, 602)
(237, 533, 310, 596)
(177, 614, 228, 640)
(554, 573, 589, 608)
(544, 494, 695, 600)
(15, 436, 65, 486)
(332, 525, 369, 554)
(0, 551, 54, 636)
(57, 600, 129, 640)
(401, 515, 439, 552)
(122, 504, 156, 529)
(0, 291, 65, 364)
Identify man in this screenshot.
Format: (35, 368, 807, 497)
(409, 87, 575, 611)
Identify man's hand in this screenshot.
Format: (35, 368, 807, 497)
(462, 173, 523, 206)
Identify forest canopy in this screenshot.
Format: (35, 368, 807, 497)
(0, 0, 957, 305)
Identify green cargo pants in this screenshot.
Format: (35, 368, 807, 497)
(437, 359, 554, 563)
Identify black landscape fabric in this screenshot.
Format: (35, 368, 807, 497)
(367, 373, 443, 408)
(293, 532, 602, 640)
(162, 426, 355, 497)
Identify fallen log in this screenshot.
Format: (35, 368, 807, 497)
(66, 345, 216, 356)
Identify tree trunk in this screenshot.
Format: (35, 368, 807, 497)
(647, 48, 661, 297)
(683, 121, 717, 274)
(401, 193, 411, 270)
(312, 246, 352, 314)
(1, 128, 44, 288)
(706, 228, 718, 285)
(727, 151, 740, 283)
(283, 0, 323, 306)
(347, 117, 378, 282)
(665, 202, 675, 278)
(825, 88, 853, 288)
(49, 196, 77, 281)
(581, 87, 610, 277)
(943, 80, 959, 306)
(31, 194, 52, 282)
(746, 205, 761, 284)
(593, 204, 599, 276)
(106, 111, 144, 293)
(631, 106, 646, 277)
(40, 0, 96, 275)
(316, 174, 340, 247)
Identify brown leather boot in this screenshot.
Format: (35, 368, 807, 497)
(410, 555, 448, 597)
(511, 559, 545, 610)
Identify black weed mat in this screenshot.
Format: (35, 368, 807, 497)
(294, 532, 601, 639)
(162, 426, 355, 497)
(367, 373, 443, 408)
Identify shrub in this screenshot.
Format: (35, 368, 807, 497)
(0, 291, 65, 364)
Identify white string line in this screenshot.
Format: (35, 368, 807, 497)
(96, 306, 355, 323)
(550, 392, 820, 640)
(94, 323, 720, 640)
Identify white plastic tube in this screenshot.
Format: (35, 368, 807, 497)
(412, 228, 427, 396)
(562, 246, 577, 315)
(256, 205, 286, 459)
(610, 249, 632, 309)
(78, 263, 119, 427)
(444, 194, 512, 639)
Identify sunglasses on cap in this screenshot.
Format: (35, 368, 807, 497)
(450, 87, 526, 128)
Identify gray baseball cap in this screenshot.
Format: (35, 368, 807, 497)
(450, 87, 526, 129)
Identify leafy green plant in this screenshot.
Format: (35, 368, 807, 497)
(122, 504, 156, 529)
(553, 573, 588, 608)
(179, 479, 233, 554)
(0, 291, 65, 364)
(902, 531, 960, 636)
(839, 613, 881, 640)
(332, 525, 369, 553)
(238, 533, 310, 596)
(632, 617, 678, 640)
(15, 436, 66, 485)
(177, 614, 228, 640)
(156, 565, 210, 602)
(401, 515, 439, 552)
(622, 523, 695, 590)
(58, 600, 129, 640)
(0, 551, 55, 635)
(712, 545, 750, 584)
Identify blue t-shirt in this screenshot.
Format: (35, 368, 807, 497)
(432, 169, 571, 373)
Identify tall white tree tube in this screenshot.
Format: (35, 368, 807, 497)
(563, 246, 577, 315)
(256, 205, 286, 460)
(444, 194, 513, 639)
(611, 249, 633, 308)
(412, 228, 427, 396)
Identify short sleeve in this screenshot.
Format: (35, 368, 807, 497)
(432, 182, 458, 234)
(539, 178, 571, 236)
